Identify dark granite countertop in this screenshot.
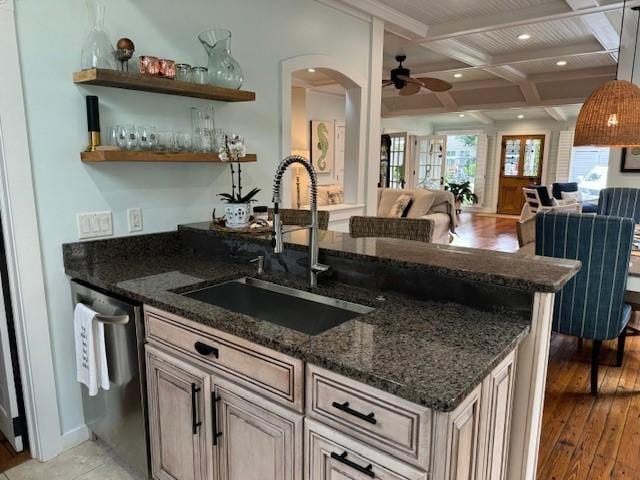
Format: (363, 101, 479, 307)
(180, 222, 580, 293)
(64, 238, 532, 412)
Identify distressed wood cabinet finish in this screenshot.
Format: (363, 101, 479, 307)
(145, 306, 304, 412)
(144, 306, 519, 480)
(306, 419, 428, 480)
(146, 346, 211, 480)
(306, 364, 431, 469)
(214, 378, 303, 480)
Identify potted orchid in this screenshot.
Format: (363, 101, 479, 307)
(217, 133, 260, 228)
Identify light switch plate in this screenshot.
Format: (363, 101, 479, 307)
(127, 208, 143, 233)
(77, 211, 113, 239)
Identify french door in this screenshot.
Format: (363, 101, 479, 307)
(414, 135, 446, 189)
(497, 135, 545, 214)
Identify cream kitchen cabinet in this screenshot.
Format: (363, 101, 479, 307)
(144, 306, 518, 480)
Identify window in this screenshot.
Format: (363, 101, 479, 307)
(444, 134, 479, 190)
(388, 133, 406, 189)
(570, 147, 610, 199)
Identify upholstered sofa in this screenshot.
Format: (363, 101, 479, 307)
(374, 188, 456, 244)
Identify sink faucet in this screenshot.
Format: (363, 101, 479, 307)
(272, 155, 329, 289)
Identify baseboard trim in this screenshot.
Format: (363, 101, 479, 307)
(60, 424, 90, 451)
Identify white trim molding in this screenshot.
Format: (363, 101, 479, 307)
(0, 3, 62, 461)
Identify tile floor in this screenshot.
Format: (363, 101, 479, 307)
(2, 441, 138, 480)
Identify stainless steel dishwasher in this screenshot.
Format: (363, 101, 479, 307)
(70, 280, 149, 479)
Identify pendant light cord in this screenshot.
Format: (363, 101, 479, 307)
(631, 7, 640, 81)
(616, 0, 628, 80)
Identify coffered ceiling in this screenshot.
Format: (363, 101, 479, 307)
(318, 0, 637, 123)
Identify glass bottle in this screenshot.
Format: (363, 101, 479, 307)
(198, 29, 244, 89)
(80, 0, 116, 70)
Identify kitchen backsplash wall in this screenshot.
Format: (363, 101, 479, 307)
(15, 0, 371, 437)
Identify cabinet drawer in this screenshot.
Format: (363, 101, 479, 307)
(145, 306, 304, 412)
(305, 419, 427, 480)
(306, 364, 431, 470)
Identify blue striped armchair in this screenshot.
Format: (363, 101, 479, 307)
(597, 187, 640, 223)
(536, 212, 635, 394)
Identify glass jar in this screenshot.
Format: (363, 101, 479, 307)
(175, 64, 192, 82)
(191, 66, 208, 84)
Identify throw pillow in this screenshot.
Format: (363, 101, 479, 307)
(388, 194, 413, 218)
(561, 191, 582, 203)
(327, 190, 344, 205)
(406, 189, 436, 218)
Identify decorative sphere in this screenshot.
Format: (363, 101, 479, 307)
(117, 38, 135, 51)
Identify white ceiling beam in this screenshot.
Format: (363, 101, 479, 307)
(317, 0, 428, 39)
(420, 0, 640, 43)
(435, 92, 459, 110)
(565, 0, 621, 61)
(467, 112, 495, 125)
(422, 38, 491, 66)
(519, 80, 542, 104)
(529, 65, 616, 82)
(544, 106, 569, 121)
(484, 65, 528, 83)
(492, 41, 613, 66)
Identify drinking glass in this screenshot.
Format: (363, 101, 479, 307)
(176, 64, 192, 82)
(148, 126, 158, 150)
(176, 132, 192, 152)
(138, 126, 152, 150)
(107, 126, 118, 146)
(191, 66, 208, 84)
(125, 124, 138, 150)
(158, 131, 175, 152)
(116, 125, 128, 149)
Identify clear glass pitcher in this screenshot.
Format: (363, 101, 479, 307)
(198, 29, 244, 90)
(80, 0, 116, 70)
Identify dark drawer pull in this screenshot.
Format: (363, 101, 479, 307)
(330, 451, 374, 478)
(191, 383, 202, 435)
(212, 393, 222, 446)
(194, 341, 219, 358)
(332, 401, 377, 424)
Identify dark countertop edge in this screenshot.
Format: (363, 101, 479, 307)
(65, 266, 530, 412)
(177, 224, 580, 293)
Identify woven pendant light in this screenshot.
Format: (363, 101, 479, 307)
(574, 3, 640, 147)
(573, 80, 640, 147)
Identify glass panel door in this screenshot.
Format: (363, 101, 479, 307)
(388, 133, 406, 189)
(416, 135, 445, 189)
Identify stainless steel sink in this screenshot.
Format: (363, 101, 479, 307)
(182, 277, 374, 335)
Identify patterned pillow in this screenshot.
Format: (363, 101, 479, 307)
(327, 190, 344, 205)
(388, 194, 412, 218)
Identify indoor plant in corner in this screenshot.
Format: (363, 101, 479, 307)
(217, 134, 260, 228)
(445, 180, 478, 215)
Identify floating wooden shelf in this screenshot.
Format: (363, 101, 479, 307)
(81, 150, 257, 163)
(73, 68, 256, 102)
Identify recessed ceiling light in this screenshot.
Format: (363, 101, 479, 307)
(517, 114, 525, 119)
(459, 114, 465, 117)
(454, 73, 463, 78)
(518, 33, 531, 40)
(556, 60, 567, 66)
(307, 68, 316, 73)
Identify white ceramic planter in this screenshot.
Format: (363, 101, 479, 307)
(224, 203, 251, 228)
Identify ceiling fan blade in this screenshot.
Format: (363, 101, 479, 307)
(415, 77, 453, 92)
(382, 79, 393, 87)
(397, 74, 423, 86)
(399, 83, 421, 96)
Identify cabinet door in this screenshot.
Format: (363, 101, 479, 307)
(214, 377, 303, 480)
(146, 346, 211, 480)
(306, 419, 427, 480)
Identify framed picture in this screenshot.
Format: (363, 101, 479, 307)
(310, 120, 334, 175)
(621, 147, 640, 172)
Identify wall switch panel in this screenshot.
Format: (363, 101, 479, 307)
(127, 208, 143, 233)
(77, 211, 113, 239)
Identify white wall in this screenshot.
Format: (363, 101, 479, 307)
(381, 117, 433, 136)
(431, 118, 576, 211)
(15, 0, 371, 438)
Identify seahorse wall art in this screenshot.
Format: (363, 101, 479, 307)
(316, 122, 329, 171)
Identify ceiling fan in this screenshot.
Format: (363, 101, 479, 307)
(382, 55, 453, 96)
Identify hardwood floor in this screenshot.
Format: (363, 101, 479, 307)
(0, 432, 29, 473)
(451, 212, 520, 252)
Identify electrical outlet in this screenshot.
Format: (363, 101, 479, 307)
(77, 211, 113, 239)
(127, 208, 143, 233)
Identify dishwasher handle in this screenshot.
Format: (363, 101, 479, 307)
(77, 303, 130, 325)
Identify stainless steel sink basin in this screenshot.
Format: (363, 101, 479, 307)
(182, 277, 374, 335)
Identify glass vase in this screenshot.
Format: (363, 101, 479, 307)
(198, 29, 244, 89)
(81, 0, 116, 70)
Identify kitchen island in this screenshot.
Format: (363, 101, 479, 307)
(63, 224, 579, 480)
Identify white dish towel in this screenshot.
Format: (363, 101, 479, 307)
(74, 303, 110, 396)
